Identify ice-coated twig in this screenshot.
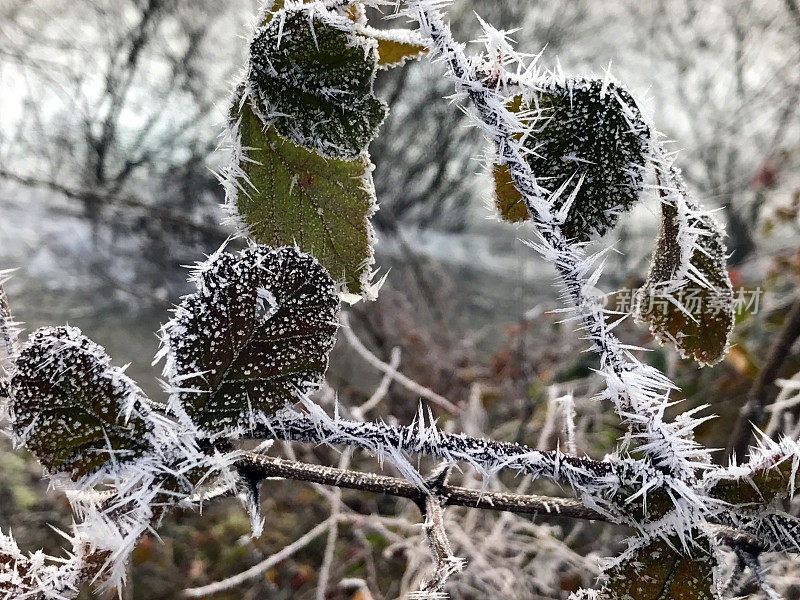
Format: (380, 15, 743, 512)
(340, 313, 458, 413)
(398, 0, 713, 535)
(252, 405, 616, 489)
(410, 494, 465, 599)
(233, 453, 770, 551)
(247, 402, 724, 528)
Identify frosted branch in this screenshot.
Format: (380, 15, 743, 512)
(248, 406, 633, 511)
(410, 491, 465, 599)
(400, 0, 713, 534)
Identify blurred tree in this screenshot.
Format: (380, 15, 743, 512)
(0, 0, 254, 296)
(623, 0, 800, 264)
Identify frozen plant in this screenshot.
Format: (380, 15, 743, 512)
(0, 1, 797, 599)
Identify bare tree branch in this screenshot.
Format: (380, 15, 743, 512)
(0, 168, 228, 239)
(340, 313, 458, 413)
(236, 453, 769, 552)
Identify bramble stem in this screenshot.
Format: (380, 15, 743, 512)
(237, 452, 768, 552)
(246, 410, 623, 498)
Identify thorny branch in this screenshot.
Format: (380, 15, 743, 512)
(246, 409, 623, 499)
(402, 0, 705, 493)
(4, 2, 800, 598)
(235, 452, 769, 552)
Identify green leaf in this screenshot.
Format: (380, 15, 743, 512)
(598, 537, 718, 600)
(636, 180, 734, 366)
(248, 7, 387, 160)
(8, 326, 153, 479)
(490, 80, 650, 241)
(159, 245, 340, 435)
(229, 95, 377, 295)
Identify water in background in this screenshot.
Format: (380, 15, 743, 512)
(0, 180, 658, 400)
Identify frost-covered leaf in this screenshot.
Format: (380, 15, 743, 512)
(491, 79, 650, 240)
(597, 537, 718, 600)
(8, 326, 153, 479)
(248, 7, 387, 160)
(228, 95, 377, 295)
(635, 180, 734, 366)
(374, 36, 427, 68)
(355, 26, 427, 68)
(709, 437, 800, 505)
(159, 245, 340, 435)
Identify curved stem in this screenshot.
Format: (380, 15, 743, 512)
(404, 1, 703, 485)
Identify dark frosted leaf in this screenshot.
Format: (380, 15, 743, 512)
(159, 245, 340, 435)
(228, 95, 377, 295)
(8, 326, 153, 479)
(636, 177, 734, 366)
(599, 537, 718, 600)
(258, 0, 425, 68)
(491, 80, 650, 240)
(248, 8, 387, 159)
